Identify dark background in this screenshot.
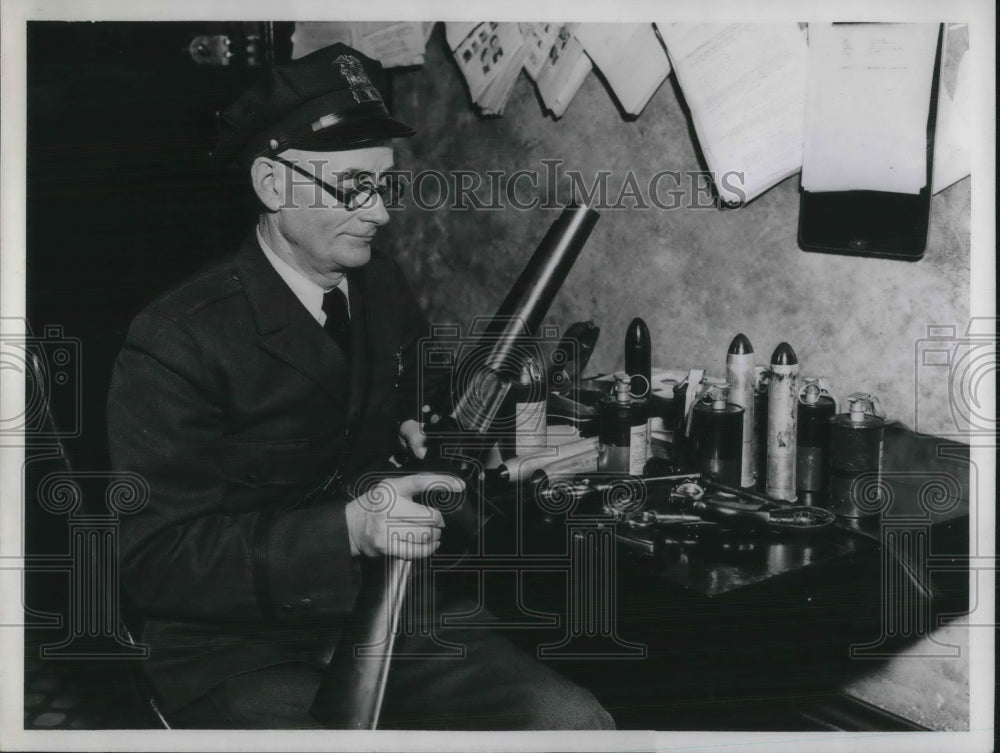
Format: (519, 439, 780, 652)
(24, 22, 297, 652)
(27, 21, 294, 473)
(24, 22, 299, 728)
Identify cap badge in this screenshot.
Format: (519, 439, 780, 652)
(334, 54, 383, 105)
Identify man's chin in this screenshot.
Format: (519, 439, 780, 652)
(333, 240, 373, 268)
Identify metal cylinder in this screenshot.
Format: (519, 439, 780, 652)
(624, 317, 652, 397)
(752, 365, 769, 490)
(796, 378, 836, 494)
(671, 379, 690, 467)
(527, 442, 603, 489)
(826, 394, 886, 517)
(690, 396, 744, 488)
(598, 373, 648, 476)
(512, 358, 547, 457)
(494, 436, 599, 484)
(766, 343, 798, 501)
(725, 334, 755, 488)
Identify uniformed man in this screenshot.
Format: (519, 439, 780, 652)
(108, 42, 614, 730)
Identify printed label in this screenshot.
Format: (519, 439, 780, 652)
(628, 422, 649, 476)
(515, 400, 546, 457)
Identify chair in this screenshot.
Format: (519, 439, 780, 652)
(24, 350, 170, 729)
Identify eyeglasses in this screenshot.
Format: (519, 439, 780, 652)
(272, 156, 405, 210)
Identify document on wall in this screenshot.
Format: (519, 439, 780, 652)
(801, 23, 940, 195)
(351, 22, 430, 68)
(445, 22, 480, 52)
(292, 22, 429, 67)
(449, 22, 527, 115)
(475, 24, 528, 115)
(291, 22, 352, 58)
(572, 23, 671, 116)
(520, 22, 561, 81)
(930, 23, 971, 194)
(534, 25, 593, 118)
(932, 44, 971, 193)
(657, 23, 809, 205)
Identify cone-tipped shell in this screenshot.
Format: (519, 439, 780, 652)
(770, 342, 798, 365)
(728, 333, 754, 355)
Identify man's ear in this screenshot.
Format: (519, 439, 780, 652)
(250, 156, 284, 212)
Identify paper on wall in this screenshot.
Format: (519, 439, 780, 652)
(291, 22, 352, 58)
(292, 22, 429, 67)
(352, 22, 429, 68)
(932, 29, 971, 193)
(658, 23, 808, 205)
(520, 22, 560, 81)
(572, 23, 670, 116)
(445, 22, 479, 51)
(801, 23, 940, 194)
(535, 25, 592, 118)
(477, 29, 528, 116)
(453, 23, 526, 115)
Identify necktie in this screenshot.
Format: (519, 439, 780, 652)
(322, 287, 352, 357)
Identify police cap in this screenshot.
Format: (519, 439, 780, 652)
(216, 43, 414, 165)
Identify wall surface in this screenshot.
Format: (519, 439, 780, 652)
(380, 25, 972, 438)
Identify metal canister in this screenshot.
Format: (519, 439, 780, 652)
(725, 334, 756, 488)
(598, 372, 648, 475)
(796, 377, 836, 494)
(513, 357, 547, 457)
(689, 382, 744, 487)
(752, 365, 769, 490)
(671, 378, 691, 467)
(766, 343, 799, 502)
(624, 317, 652, 398)
(499, 357, 547, 459)
(826, 393, 886, 517)
(671, 369, 705, 470)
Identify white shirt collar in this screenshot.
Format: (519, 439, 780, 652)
(256, 226, 349, 326)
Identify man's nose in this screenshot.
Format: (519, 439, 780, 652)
(360, 193, 391, 225)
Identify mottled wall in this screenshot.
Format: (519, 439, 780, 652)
(379, 26, 970, 438)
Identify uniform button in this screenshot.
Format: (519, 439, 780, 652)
(280, 603, 294, 613)
(300, 598, 312, 610)
(231, 272, 240, 281)
(343, 428, 352, 439)
(248, 472, 259, 482)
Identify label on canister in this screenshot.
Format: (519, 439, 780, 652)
(766, 363, 798, 501)
(514, 399, 546, 456)
(629, 422, 649, 475)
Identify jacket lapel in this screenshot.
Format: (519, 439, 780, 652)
(344, 268, 371, 427)
(234, 234, 351, 408)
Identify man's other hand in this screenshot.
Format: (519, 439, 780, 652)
(344, 473, 462, 559)
(397, 418, 428, 460)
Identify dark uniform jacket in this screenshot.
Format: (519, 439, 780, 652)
(107, 233, 427, 712)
